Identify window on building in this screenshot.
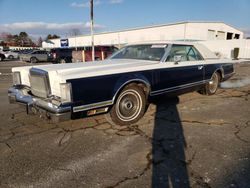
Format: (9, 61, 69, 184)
(207, 30, 215, 40)
(217, 31, 225, 40)
(234, 34, 240, 39)
(227, 32, 233, 40)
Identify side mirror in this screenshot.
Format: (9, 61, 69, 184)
(173, 55, 182, 64)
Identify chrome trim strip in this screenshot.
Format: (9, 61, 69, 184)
(150, 80, 208, 96)
(73, 100, 113, 113)
(160, 44, 172, 62)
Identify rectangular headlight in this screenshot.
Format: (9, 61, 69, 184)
(60, 83, 72, 103)
(13, 72, 21, 85)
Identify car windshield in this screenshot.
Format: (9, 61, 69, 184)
(110, 44, 167, 61)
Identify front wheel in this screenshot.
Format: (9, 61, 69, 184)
(30, 57, 38, 63)
(8, 55, 14, 60)
(203, 72, 221, 95)
(110, 85, 146, 125)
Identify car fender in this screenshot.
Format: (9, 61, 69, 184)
(112, 73, 151, 102)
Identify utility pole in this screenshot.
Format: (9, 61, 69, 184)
(90, 0, 95, 61)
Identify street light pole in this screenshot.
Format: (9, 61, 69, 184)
(90, 0, 95, 61)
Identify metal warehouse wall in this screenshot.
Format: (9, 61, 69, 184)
(199, 39, 250, 59)
(186, 23, 243, 41)
(68, 23, 187, 47)
(42, 22, 243, 49)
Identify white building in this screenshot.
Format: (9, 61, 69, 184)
(42, 21, 243, 48)
(42, 21, 250, 59)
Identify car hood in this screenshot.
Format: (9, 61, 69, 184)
(30, 59, 159, 81)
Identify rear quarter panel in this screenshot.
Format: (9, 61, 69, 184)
(203, 60, 234, 81)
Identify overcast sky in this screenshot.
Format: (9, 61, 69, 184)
(0, 0, 249, 39)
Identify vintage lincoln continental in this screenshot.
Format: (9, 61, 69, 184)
(8, 41, 235, 125)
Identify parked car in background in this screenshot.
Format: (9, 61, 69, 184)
(3, 50, 19, 60)
(8, 41, 235, 125)
(19, 49, 34, 54)
(11, 50, 20, 53)
(0, 52, 5, 61)
(50, 48, 73, 64)
(19, 50, 52, 63)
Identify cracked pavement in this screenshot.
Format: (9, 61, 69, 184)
(0, 61, 250, 188)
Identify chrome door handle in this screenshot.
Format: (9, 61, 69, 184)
(198, 65, 203, 70)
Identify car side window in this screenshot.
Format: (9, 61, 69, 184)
(187, 46, 203, 61)
(166, 45, 203, 62)
(166, 45, 187, 62)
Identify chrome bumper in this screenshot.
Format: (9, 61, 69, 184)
(8, 86, 71, 123)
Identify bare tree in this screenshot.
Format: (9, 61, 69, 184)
(68, 28, 82, 50)
(0, 32, 36, 47)
(68, 28, 82, 36)
(37, 37, 43, 47)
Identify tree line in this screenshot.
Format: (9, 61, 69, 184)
(0, 32, 60, 47)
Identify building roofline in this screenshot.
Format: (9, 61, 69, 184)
(64, 21, 242, 40)
(124, 40, 197, 45)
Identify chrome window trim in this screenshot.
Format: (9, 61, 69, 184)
(160, 44, 172, 62)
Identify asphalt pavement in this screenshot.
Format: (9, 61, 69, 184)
(0, 60, 249, 188)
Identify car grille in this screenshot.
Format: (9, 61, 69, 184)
(29, 68, 51, 98)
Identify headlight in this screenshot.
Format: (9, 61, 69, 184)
(60, 83, 72, 103)
(13, 72, 21, 85)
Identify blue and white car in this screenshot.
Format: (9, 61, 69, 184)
(8, 41, 235, 125)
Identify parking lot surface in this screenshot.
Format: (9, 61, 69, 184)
(0, 60, 250, 188)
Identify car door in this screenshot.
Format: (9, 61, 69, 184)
(34, 51, 44, 61)
(32, 51, 42, 61)
(40, 51, 48, 61)
(151, 45, 204, 95)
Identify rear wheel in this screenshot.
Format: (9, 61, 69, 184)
(203, 72, 221, 95)
(110, 84, 146, 125)
(30, 57, 38, 63)
(0, 56, 3, 61)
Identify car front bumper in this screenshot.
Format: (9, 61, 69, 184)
(8, 86, 71, 123)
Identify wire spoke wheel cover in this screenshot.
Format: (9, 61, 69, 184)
(202, 72, 221, 95)
(116, 90, 142, 121)
(208, 73, 219, 93)
(110, 84, 146, 125)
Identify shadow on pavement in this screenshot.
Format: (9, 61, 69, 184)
(151, 96, 190, 188)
